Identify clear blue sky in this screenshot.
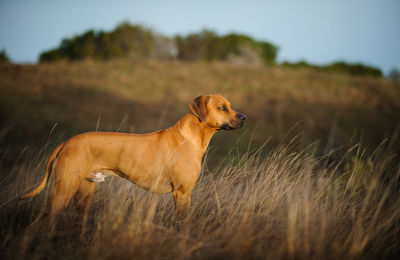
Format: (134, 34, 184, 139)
(1, 0, 399, 74)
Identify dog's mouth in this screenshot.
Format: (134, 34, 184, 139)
(219, 120, 244, 131)
(220, 123, 234, 131)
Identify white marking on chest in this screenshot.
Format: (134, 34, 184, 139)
(87, 172, 108, 182)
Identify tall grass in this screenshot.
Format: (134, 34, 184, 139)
(1, 137, 399, 259)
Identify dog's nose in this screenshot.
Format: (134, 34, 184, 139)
(236, 113, 247, 121)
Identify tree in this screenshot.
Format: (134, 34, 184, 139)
(0, 49, 10, 63)
(175, 30, 278, 65)
(388, 68, 400, 83)
(326, 61, 382, 77)
(39, 22, 165, 62)
(281, 60, 382, 77)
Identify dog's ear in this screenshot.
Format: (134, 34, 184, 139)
(189, 95, 210, 122)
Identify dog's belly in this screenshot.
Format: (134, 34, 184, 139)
(93, 158, 174, 194)
(89, 167, 173, 193)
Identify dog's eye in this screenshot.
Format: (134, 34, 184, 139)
(218, 105, 228, 112)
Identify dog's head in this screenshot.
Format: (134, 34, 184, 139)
(189, 94, 246, 130)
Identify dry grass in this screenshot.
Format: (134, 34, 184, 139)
(1, 136, 399, 259)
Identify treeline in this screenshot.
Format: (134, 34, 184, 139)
(282, 60, 382, 77)
(40, 23, 174, 62)
(40, 22, 278, 66)
(175, 30, 277, 65)
(39, 22, 382, 77)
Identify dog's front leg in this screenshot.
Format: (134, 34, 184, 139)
(172, 189, 192, 221)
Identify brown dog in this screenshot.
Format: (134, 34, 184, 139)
(20, 94, 246, 225)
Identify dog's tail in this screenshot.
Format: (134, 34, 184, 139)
(19, 143, 64, 200)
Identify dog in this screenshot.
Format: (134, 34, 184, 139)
(20, 94, 246, 226)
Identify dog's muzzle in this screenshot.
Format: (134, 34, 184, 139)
(221, 123, 234, 130)
(220, 113, 246, 130)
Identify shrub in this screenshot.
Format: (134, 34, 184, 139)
(39, 22, 174, 62)
(282, 60, 382, 77)
(326, 61, 382, 77)
(388, 68, 400, 82)
(0, 49, 10, 63)
(175, 30, 278, 65)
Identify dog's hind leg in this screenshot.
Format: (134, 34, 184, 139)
(21, 159, 84, 253)
(43, 158, 85, 222)
(74, 180, 96, 236)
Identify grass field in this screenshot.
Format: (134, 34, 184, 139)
(0, 60, 400, 259)
(1, 60, 399, 165)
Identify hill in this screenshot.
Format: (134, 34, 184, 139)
(0, 60, 399, 169)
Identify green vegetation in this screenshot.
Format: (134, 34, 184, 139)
(327, 61, 382, 77)
(175, 30, 278, 65)
(0, 49, 10, 63)
(39, 22, 277, 65)
(38, 22, 384, 77)
(389, 68, 400, 82)
(282, 60, 383, 77)
(40, 22, 172, 62)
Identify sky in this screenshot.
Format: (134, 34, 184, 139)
(0, 0, 399, 74)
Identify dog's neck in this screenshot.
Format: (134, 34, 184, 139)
(175, 113, 218, 154)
